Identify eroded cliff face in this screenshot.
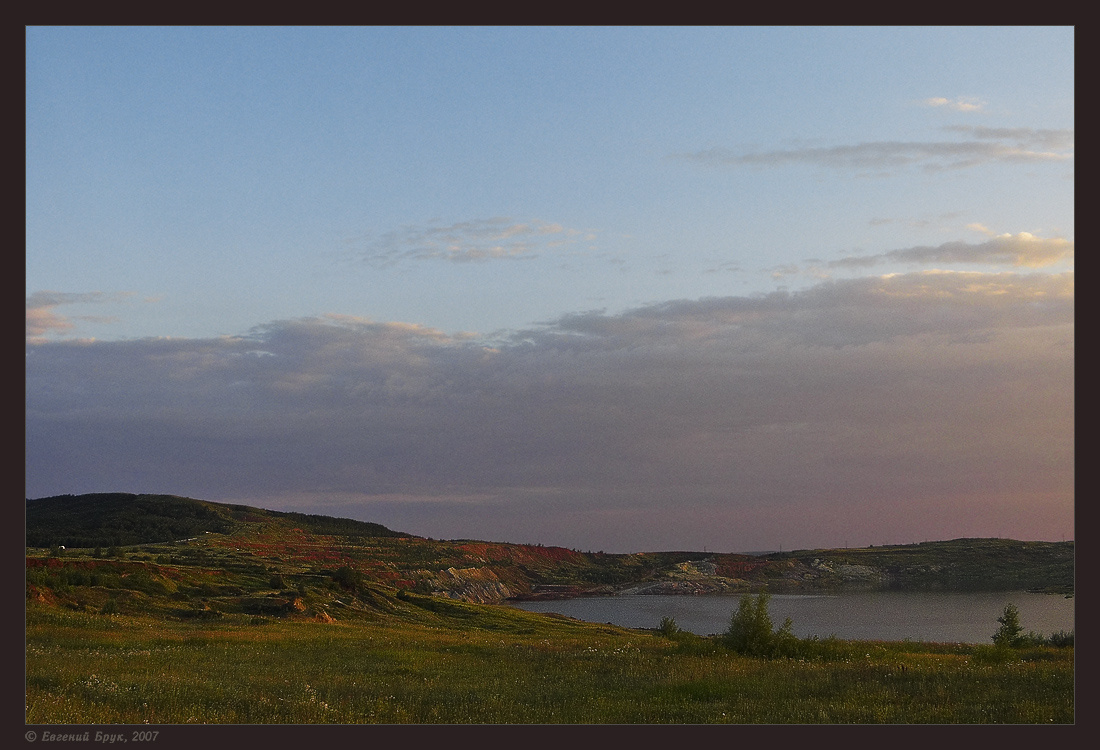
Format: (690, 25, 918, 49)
(430, 566, 513, 603)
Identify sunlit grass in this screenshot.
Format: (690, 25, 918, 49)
(26, 605, 1072, 724)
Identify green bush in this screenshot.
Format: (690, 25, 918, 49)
(1046, 630, 1075, 648)
(723, 591, 797, 658)
(657, 616, 681, 638)
(332, 566, 363, 591)
(1019, 629, 1074, 648)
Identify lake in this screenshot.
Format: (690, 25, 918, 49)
(507, 590, 1075, 644)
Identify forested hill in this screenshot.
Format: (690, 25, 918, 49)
(26, 493, 1072, 600)
(25, 493, 409, 549)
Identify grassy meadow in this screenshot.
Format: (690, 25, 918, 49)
(26, 598, 1073, 724)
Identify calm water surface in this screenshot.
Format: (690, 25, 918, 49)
(507, 590, 1075, 643)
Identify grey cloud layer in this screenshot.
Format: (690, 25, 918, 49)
(26, 270, 1073, 548)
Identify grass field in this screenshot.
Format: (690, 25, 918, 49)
(26, 600, 1073, 724)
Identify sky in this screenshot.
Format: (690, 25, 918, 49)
(26, 26, 1074, 553)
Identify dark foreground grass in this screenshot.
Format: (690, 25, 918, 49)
(26, 603, 1073, 724)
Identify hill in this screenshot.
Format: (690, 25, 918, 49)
(769, 538, 1075, 594)
(26, 493, 1073, 624)
(25, 493, 407, 548)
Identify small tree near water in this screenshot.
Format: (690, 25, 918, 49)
(724, 591, 796, 657)
(993, 603, 1024, 647)
(657, 616, 681, 637)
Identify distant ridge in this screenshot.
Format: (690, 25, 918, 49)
(25, 493, 410, 549)
(26, 493, 1072, 597)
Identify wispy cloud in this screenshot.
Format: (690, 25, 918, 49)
(349, 218, 589, 268)
(829, 233, 1074, 270)
(921, 96, 985, 112)
(678, 127, 1073, 174)
(941, 125, 1075, 152)
(26, 291, 135, 342)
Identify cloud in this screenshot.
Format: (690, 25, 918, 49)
(829, 233, 1074, 270)
(921, 96, 985, 112)
(350, 217, 588, 268)
(942, 126, 1075, 152)
(26, 271, 1073, 551)
(26, 291, 135, 342)
(678, 127, 1073, 174)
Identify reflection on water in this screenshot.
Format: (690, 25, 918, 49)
(507, 590, 1075, 643)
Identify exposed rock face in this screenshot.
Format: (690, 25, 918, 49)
(835, 564, 888, 585)
(432, 567, 513, 604)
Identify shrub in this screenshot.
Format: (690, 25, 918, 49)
(724, 591, 797, 657)
(1018, 629, 1074, 648)
(657, 616, 681, 638)
(332, 566, 363, 591)
(1046, 630, 1075, 648)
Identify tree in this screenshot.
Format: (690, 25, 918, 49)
(724, 591, 795, 657)
(657, 616, 681, 637)
(993, 603, 1024, 647)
